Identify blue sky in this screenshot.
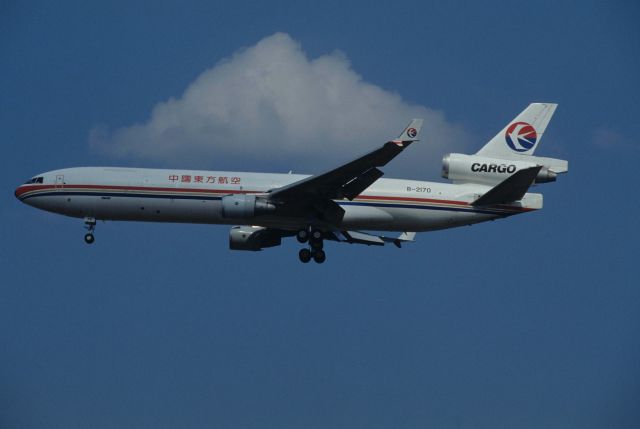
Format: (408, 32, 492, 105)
(1, 1, 639, 428)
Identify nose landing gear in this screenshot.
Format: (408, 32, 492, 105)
(297, 227, 326, 263)
(84, 217, 96, 244)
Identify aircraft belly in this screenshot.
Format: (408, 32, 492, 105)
(406, 209, 497, 231)
(24, 195, 95, 218)
(92, 197, 223, 223)
(341, 204, 499, 232)
(26, 194, 222, 223)
(340, 205, 395, 229)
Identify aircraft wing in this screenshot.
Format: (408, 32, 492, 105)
(268, 119, 423, 205)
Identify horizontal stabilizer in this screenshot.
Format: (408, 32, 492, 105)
(529, 156, 568, 173)
(473, 166, 541, 206)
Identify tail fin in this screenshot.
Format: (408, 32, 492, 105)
(476, 103, 557, 157)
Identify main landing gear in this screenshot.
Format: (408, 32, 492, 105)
(84, 217, 96, 244)
(296, 227, 326, 264)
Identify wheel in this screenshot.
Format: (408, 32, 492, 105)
(298, 248, 312, 263)
(311, 229, 323, 241)
(313, 249, 326, 264)
(296, 229, 309, 243)
(84, 233, 95, 244)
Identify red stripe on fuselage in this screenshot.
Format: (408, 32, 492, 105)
(15, 183, 259, 198)
(353, 194, 469, 206)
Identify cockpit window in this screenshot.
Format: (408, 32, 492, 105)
(24, 176, 44, 184)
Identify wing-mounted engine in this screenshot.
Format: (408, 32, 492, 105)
(221, 194, 276, 219)
(441, 153, 565, 186)
(229, 225, 285, 251)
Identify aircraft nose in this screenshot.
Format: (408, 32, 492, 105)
(15, 185, 25, 201)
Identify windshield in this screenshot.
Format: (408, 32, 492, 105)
(24, 177, 44, 184)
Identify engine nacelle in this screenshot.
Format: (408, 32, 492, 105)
(441, 153, 557, 185)
(221, 194, 276, 219)
(229, 226, 282, 251)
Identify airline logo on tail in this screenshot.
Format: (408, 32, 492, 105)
(505, 122, 537, 152)
(407, 128, 418, 138)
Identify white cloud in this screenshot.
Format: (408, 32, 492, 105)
(91, 33, 468, 177)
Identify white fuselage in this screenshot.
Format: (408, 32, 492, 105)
(15, 167, 542, 232)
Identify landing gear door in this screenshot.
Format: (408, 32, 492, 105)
(55, 174, 64, 188)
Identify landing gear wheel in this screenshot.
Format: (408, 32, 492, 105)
(313, 249, 326, 264)
(296, 229, 309, 243)
(298, 248, 312, 263)
(83, 217, 97, 244)
(311, 229, 323, 241)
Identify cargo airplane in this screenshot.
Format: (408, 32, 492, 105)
(15, 103, 568, 263)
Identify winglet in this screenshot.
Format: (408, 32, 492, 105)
(393, 119, 424, 144)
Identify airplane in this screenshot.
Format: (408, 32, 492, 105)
(15, 103, 568, 263)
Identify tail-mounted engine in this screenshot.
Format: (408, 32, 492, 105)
(441, 153, 562, 186)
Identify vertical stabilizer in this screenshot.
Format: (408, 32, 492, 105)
(476, 103, 557, 157)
